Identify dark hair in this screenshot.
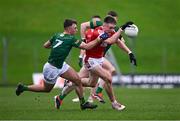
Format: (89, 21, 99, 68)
(104, 16, 116, 24)
(91, 15, 101, 19)
(107, 11, 118, 17)
(64, 19, 77, 28)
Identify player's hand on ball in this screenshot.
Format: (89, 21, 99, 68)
(99, 32, 109, 40)
(121, 21, 134, 30)
(78, 57, 83, 67)
(129, 53, 137, 66)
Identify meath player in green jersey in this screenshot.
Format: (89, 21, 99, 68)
(15, 19, 108, 110)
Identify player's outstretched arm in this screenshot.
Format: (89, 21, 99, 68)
(79, 32, 109, 50)
(79, 38, 101, 50)
(116, 38, 137, 66)
(104, 28, 123, 44)
(116, 38, 131, 54)
(43, 40, 51, 49)
(104, 21, 134, 44)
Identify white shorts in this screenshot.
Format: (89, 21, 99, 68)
(84, 57, 104, 70)
(43, 62, 70, 84)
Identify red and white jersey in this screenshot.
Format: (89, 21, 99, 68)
(85, 26, 115, 58)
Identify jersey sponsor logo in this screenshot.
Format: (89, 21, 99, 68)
(53, 39, 63, 48)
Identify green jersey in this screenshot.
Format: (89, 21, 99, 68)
(48, 33, 82, 68)
(89, 19, 120, 55)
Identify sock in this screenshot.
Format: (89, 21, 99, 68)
(59, 94, 66, 100)
(98, 78, 105, 88)
(79, 97, 85, 105)
(22, 85, 29, 91)
(96, 87, 103, 94)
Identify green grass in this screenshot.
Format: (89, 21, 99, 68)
(0, 0, 180, 85)
(0, 87, 180, 120)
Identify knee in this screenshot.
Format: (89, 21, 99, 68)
(104, 75, 112, 84)
(110, 67, 116, 75)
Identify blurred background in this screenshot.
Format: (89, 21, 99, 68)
(0, 0, 180, 86)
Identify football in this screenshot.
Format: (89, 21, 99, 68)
(124, 24, 139, 38)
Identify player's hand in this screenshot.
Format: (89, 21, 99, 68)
(99, 32, 109, 40)
(129, 53, 137, 66)
(78, 57, 83, 67)
(121, 21, 134, 30)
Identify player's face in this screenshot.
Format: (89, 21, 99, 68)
(69, 24, 78, 35)
(103, 23, 115, 33)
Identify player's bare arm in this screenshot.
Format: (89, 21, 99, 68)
(104, 28, 123, 44)
(116, 38, 137, 66)
(79, 38, 101, 50)
(43, 40, 51, 49)
(104, 21, 134, 44)
(116, 38, 132, 54)
(81, 22, 90, 39)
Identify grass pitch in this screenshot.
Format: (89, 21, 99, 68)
(0, 87, 180, 120)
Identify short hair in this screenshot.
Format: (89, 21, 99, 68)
(104, 16, 116, 24)
(107, 11, 118, 17)
(64, 19, 77, 28)
(91, 15, 101, 19)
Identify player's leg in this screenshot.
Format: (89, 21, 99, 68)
(95, 57, 116, 94)
(103, 83, 125, 111)
(16, 81, 55, 96)
(58, 66, 89, 103)
(90, 65, 115, 103)
(55, 66, 97, 110)
(91, 66, 125, 110)
(92, 58, 116, 99)
(16, 62, 59, 96)
(72, 66, 90, 102)
(81, 70, 99, 87)
(89, 78, 104, 102)
(92, 59, 125, 110)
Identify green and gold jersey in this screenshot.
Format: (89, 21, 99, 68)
(89, 19, 120, 55)
(48, 33, 82, 68)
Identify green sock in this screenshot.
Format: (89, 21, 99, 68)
(59, 94, 66, 100)
(96, 87, 103, 94)
(22, 85, 29, 91)
(79, 97, 85, 105)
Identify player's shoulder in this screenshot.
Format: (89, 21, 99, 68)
(52, 33, 65, 38)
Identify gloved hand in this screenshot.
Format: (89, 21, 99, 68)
(78, 57, 83, 67)
(99, 32, 109, 40)
(120, 21, 134, 30)
(129, 53, 137, 66)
